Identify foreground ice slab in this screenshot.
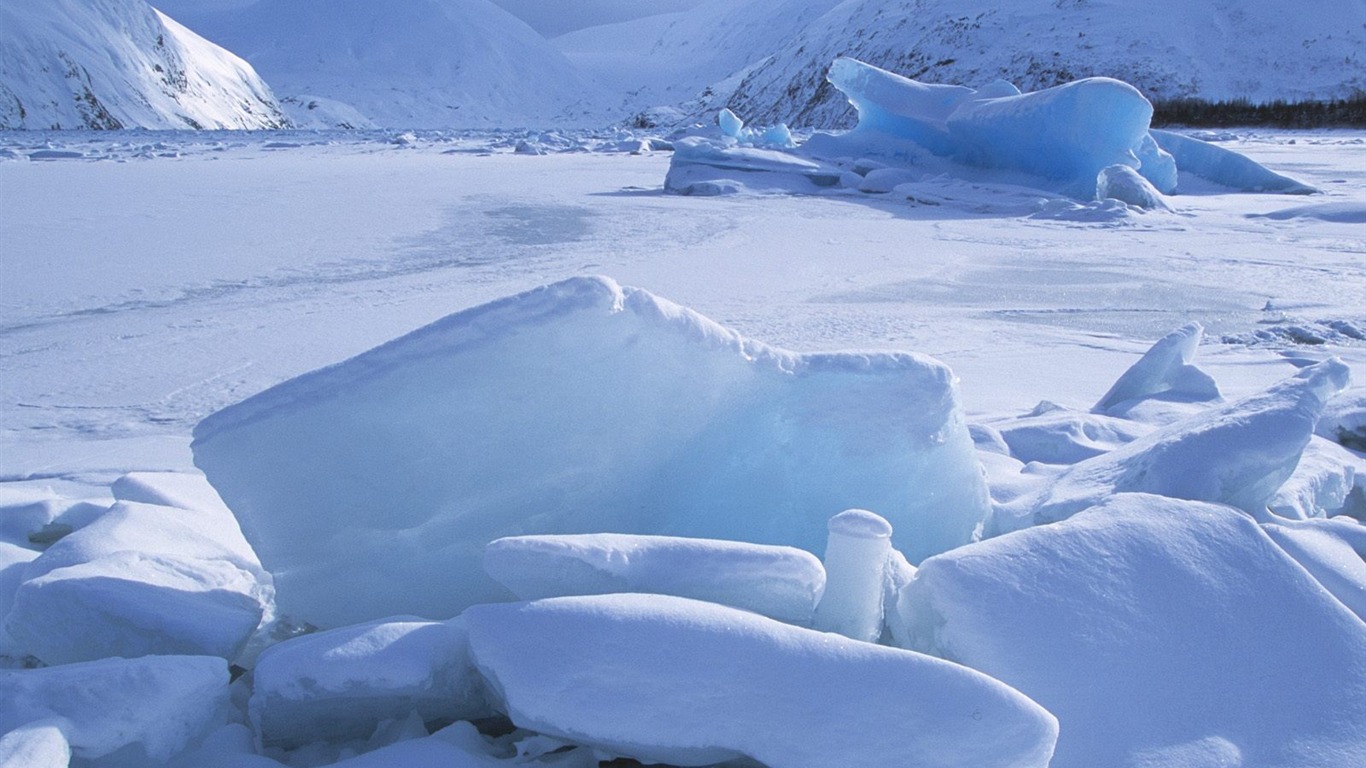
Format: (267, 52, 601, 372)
(484, 533, 825, 626)
(0, 655, 229, 765)
(1005, 358, 1350, 528)
(465, 594, 1058, 768)
(194, 277, 989, 627)
(895, 494, 1366, 768)
(250, 617, 484, 749)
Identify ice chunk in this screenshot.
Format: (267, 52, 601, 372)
(992, 404, 1153, 465)
(1263, 518, 1366, 622)
(812, 509, 892, 641)
(194, 277, 989, 627)
(465, 594, 1058, 768)
(1318, 390, 1366, 451)
(0, 542, 38, 657)
(0, 488, 61, 547)
(1008, 358, 1349, 528)
(249, 617, 484, 749)
(0, 720, 70, 768)
(1269, 435, 1364, 519)
(896, 494, 1366, 768)
(8, 500, 271, 664)
(1151, 129, 1318, 194)
(484, 533, 824, 626)
(718, 107, 744, 138)
(1133, 133, 1178, 194)
(1095, 164, 1170, 211)
(1092, 323, 1221, 416)
(826, 57, 975, 156)
(0, 655, 229, 764)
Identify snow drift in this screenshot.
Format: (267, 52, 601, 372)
(0, 0, 286, 130)
(194, 277, 989, 628)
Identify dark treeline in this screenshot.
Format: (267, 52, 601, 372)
(1152, 95, 1366, 128)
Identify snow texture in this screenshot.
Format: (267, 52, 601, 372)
(0, 655, 229, 764)
(193, 276, 989, 628)
(895, 493, 1366, 768)
(1004, 358, 1350, 528)
(484, 533, 825, 626)
(465, 593, 1058, 768)
(249, 617, 484, 749)
(0, 0, 286, 130)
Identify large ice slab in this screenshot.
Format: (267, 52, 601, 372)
(1003, 358, 1350, 528)
(484, 533, 824, 626)
(894, 494, 1366, 768)
(465, 594, 1057, 768)
(194, 277, 989, 627)
(0, 655, 229, 764)
(249, 617, 485, 749)
(1151, 129, 1319, 194)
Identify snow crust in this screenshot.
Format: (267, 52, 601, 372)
(0, 0, 285, 130)
(193, 276, 989, 627)
(895, 493, 1366, 768)
(484, 533, 825, 625)
(465, 593, 1059, 767)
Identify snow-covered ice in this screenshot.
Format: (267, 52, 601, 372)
(193, 275, 988, 627)
(465, 593, 1058, 767)
(249, 617, 484, 749)
(1092, 322, 1222, 419)
(895, 493, 1366, 768)
(484, 533, 825, 625)
(811, 509, 892, 642)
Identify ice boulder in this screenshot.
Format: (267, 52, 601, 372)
(249, 617, 485, 749)
(812, 509, 892, 641)
(665, 137, 843, 195)
(1095, 164, 1170, 211)
(194, 276, 989, 627)
(1004, 358, 1350, 528)
(5, 500, 272, 665)
(484, 533, 824, 626)
(1092, 322, 1222, 419)
(895, 494, 1366, 768)
(0, 655, 229, 764)
(1151, 129, 1318, 194)
(465, 594, 1058, 768)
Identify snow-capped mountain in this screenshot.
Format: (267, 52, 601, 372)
(0, 0, 287, 130)
(556, 0, 842, 117)
(188, 0, 616, 129)
(715, 0, 1366, 128)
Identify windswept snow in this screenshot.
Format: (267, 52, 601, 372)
(0, 0, 285, 130)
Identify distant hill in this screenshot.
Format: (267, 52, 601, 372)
(0, 0, 286, 130)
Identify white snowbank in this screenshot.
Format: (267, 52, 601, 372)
(5, 499, 271, 665)
(895, 493, 1366, 768)
(194, 276, 988, 627)
(1002, 358, 1350, 529)
(1263, 518, 1366, 622)
(484, 533, 825, 625)
(465, 593, 1058, 768)
(0, 655, 229, 764)
(249, 617, 484, 749)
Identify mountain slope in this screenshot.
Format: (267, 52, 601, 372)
(0, 0, 287, 130)
(712, 0, 1366, 128)
(193, 0, 616, 129)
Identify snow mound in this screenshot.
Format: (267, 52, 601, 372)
(1263, 518, 1366, 623)
(1268, 436, 1365, 520)
(894, 493, 1366, 768)
(0, 0, 286, 130)
(1250, 201, 1366, 223)
(1003, 358, 1350, 529)
(250, 617, 485, 749)
(465, 593, 1058, 768)
(484, 533, 825, 625)
(0, 655, 229, 764)
(194, 276, 988, 628)
(191, 0, 614, 129)
(991, 404, 1153, 465)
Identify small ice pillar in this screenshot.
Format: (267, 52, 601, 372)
(813, 509, 893, 642)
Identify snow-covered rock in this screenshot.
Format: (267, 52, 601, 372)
(718, 0, 1366, 129)
(249, 617, 484, 749)
(194, 276, 989, 628)
(0, 0, 286, 130)
(5, 499, 271, 665)
(1002, 358, 1350, 529)
(187, 0, 614, 129)
(0, 655, 229, 765)
(895, 493, 1366, 768)
(465, 593, 1058, 768)
(484, 533, 825, 626)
